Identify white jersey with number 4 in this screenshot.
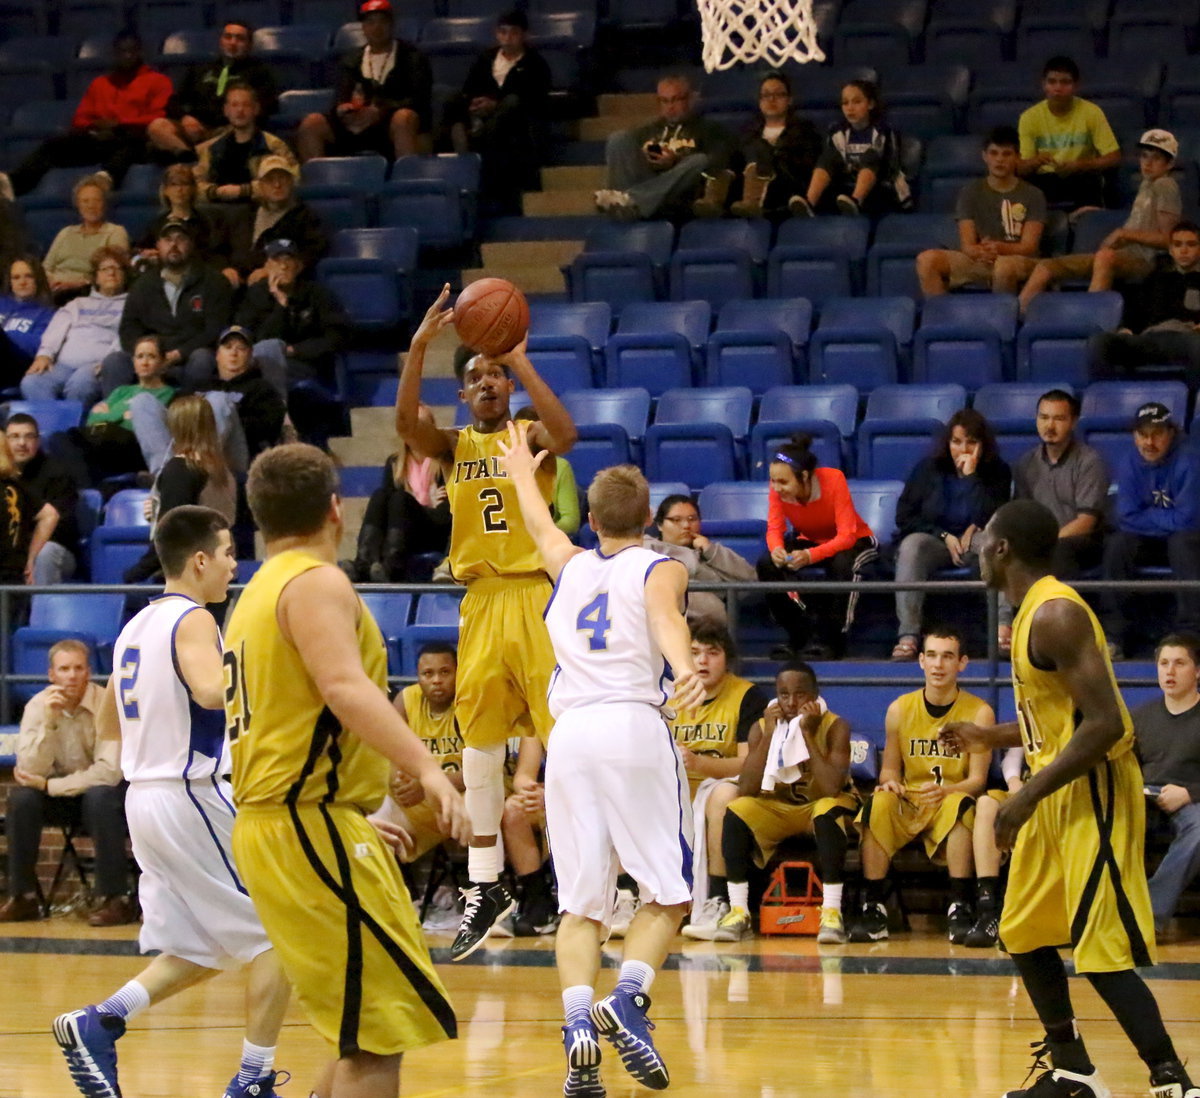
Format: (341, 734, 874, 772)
(113, 593, 229, 783)
(544, 546, 676, 717)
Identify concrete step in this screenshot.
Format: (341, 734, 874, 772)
(523, 187, 598, 216)
(579, 114, 635, 142)
(597, 92, 657, 118)
(463, 262, 565, 295)
(339, 495, 367, 559)
(541, 164, 606, 191)
(480, 239, 584, 269)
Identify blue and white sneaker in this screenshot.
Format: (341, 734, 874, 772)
(223, 1069, 289, 1098)
(590, 990, 669, 1090)
(52, 1005, 125, 1098)
(562, 1019, 604, 1098)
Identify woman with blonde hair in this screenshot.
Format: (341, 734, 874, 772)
(136, 163, 225, 273)
(42, 175, 129, 300)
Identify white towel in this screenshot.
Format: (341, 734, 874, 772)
(760, 696, 827, 791)
(688, 776, 738, 906)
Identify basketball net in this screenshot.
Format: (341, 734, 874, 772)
(697, 0, 825, 72)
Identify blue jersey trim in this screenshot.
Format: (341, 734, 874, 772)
(183, 771, 248, 896)
(661, 717, 694, 889)
(169, 603, 204, 691)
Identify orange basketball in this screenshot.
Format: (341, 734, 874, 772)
(453, 277, 530, 356)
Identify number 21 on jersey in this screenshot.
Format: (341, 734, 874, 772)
(576, 592, 612, 651)
(223, 642, 253, 742)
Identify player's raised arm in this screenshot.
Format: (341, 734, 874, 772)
(497, 418, 581, 581)
(736, 721, 771, 797)
(396, 285, 457, 462)
(803, 708, 852, 801)
(494, 339, 577, 456)
(174, 608, 226, 709)
(645, 557, 707, 711)
(280, 563, 470, 844)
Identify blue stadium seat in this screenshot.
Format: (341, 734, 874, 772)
(833, 21, 912, 70)
(561, 387, 652, 441)
(772, 216, 870, 295)
(913, 293, 1018, 388)
(391, 153, 482, 235)
(420, 16, 494, 84)
(880, 63, 970, 140)
(1110, 14, 1189, 59)
(215, 0, 286, 29)
(848, 478, 905, 547)
(866, 214, 958, 299)
(706, 298, 812, 392)
(90, 530, 151, 584)
(567, 221, 674, 309)
(296, 184, 370, 232)
(117, 163, 166, 197)
(1016, 292, 1124, 385)
(973, 381, 1076, 465)
(400, 591, 464, 672)
(5, 100, 75, 164)
(330, 226, 419, 267)
(644, 387, 754, 488)
(564, 425, 633, 487)
(0, 37, 68, 105)
(3, 400, 85, 436)
(604, 0, 681, 30)
(316, 255, 410, 331)
(15, 591, 126, 680)
(276, 89, 332, 132)
(785, 64, 879, 114)
(857, 383, 967, 479)
(1079, 380, 1190, 471)
(11, 630, 101, 704)
(360, 591, 413, 674)
(1014, 16, 1096, 64)
(523, 341, 594, 391)
(377, 180, 465, 248)
(1069, 210, 1131, 256)
(302, 155, 389, 189)
(925, 12, 1006, 63)
(671, 220, 770, 306)
(252, 24, 331, 89)
(528, 301, 611, 385)
(748, 383, 859, 477)
(922, 134, 982, 178)
(694, 479, 769, 564)
(767, 236, 854, 305)
(809, 296, 916, 390)
(605, 301, 711, 393)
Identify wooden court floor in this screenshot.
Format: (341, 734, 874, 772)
(5, 917, 1200, 1098)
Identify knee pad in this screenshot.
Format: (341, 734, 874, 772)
(463, 744, 506, 831)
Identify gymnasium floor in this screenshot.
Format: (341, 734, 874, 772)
(6, 917, 1200, 1098)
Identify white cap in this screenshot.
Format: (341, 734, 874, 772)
(1138, 129, 1178, 160)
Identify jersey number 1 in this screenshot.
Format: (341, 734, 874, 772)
(576, 593, 612, 651)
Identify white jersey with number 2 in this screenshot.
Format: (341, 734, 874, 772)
(544, 545, 676, 718)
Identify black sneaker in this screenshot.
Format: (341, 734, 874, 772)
(1149, 1058, 1200, 1098)
(513, 890, 559, 937)
(848, 902, 888, 942)
(1004, 1040, 1109, 1098)
(964, 908, 999, 948)
(450, 882, 516, 961)
(947, 902, 974, 944)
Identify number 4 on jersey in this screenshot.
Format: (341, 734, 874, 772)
(576, 593, 612, 651)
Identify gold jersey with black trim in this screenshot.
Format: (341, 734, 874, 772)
(225, 548, 456, 1056)
(893, 687, 984, 790)
(669, 674, 765, 795)
(447, 425, 555, 583)
(400, 682, 462, 774)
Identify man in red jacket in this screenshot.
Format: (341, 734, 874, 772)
(6, 31, 172, 196)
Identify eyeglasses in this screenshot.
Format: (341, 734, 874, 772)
(662, 513, 700, 525)
(96, 264, 123, 273)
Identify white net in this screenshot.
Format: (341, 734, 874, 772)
(697, 0, 826, 72)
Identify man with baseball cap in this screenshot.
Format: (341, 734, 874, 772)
(296, 0, 432, 163)
(1101, 401, 1200, 659)
(1019, 126, 1182, 311)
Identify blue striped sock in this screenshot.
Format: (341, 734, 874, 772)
(99, 980, 150, 1021)
(616, 960, 654, 996)
(562, 985, 594, 1025)
(236, 1040, 275, 1085)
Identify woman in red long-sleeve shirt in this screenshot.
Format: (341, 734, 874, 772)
(756, 432, 877, 659)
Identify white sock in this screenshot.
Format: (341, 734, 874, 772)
(236, 1039, 275, 1084)
(823, 883, 843, 911)
(562, 985, 593, 1025)
(98, 979, 151, 1021)
(728, 881, 750, 911)
(616, 960, 655, 995)
(467, 844, 502, 885)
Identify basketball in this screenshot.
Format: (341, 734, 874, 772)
(453, 277, 530, 357)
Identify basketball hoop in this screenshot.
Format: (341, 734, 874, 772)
(696, 0, 825, 72)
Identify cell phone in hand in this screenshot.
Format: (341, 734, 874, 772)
(1144, 785, 1164, 797)
(645, 142, 663, 155)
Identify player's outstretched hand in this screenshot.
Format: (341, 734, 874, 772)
(370, 817, 416, 861)
(412, 284, 454, 347)
(672, 669, 708, 713)
(994, 791, 1034, 852)
(421, 768, 473, 846)
(940, 720, 992, 754)
(497, 419, 550, 481)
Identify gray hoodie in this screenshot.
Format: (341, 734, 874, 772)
(36, 289, 127, 372)
(642, 534, 757, 625)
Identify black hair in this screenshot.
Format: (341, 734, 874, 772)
(771, 432, 819, 477)
(990, 499, 1059, 569)
(1038, 388, 1080, 417)
(1043, 55, 1080, 81)
(654, 492, 698, 527)
(759, 69, 791, 96)
(777, 660, 818, 693)
(983, 125, 1020, 151)
(843, 78, 884, 123)
(1171, 219, 1200, 238)
(932, 408, 1000, 474)
(4, 412, 38, 434)
(417, 641, 458, 663)
(222, 17, 255, 35)
(496, 8, 527, 29)
(922, 626, 966, 657)
(690, 619, 737, 664)
(113, 29, 141, 48)
(1155, 632, 1200, 665)
(153, 505, 230, 578)
(452, 343, 511, 383)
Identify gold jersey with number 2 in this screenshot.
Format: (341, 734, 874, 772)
(447, 425, 555, 582)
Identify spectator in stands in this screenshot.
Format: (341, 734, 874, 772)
(148, 19, 281, 158)
(915, 126, 1047, 297)
(757, 432, 878, 661)
(501, 740, 557, 937)
(82, 333, 176, 481)
(193, 83, 297, 206)
(1135, 633, 1200, 934)
(0, 640, 132, 926)
(225, 163, 327, 288)
(234, 238, 344, 393)
(0, 255, 55, 388)
(344, 402, 450, 583)
(21, 245, 128, 405)
(442, 9, 551, 216)
(512, 405, 579, 535)
(705, 660, 856, 943)
(891, 410, 1011, 661)
(0, 430, 57, 583)
(644, 493, 756, 626)
(1000, 389, 1109, 652)
(296, 0, 432, 163)
(4, 32, 171, 197)
(594, 71, 735, 221)
(722, 70, 821, 220)
(790, 79, 911, 219)
(1101, 402, 1200, 660)
(1017, 55, 1121, 213)
(5, 413, 83, 585)
(671, 621, 768, 940)
(1088, 221, 1200, 391)
(850, 628, 993, 943)
(135, 163, 229, 277)
(102, 220, 232, 394)
(1019, 130, 1182, 313)
(42, 175, 129, 302)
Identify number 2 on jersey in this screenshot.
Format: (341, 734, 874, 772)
(576, 593, 612, 651)
(118, 647, 141, 719)
(479, 487, 507, 532)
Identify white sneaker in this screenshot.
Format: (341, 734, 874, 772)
(682, 896, 729, 940)
(607, 889, 639, 939)
(421, 884, 462, 932)
(817, 906, 847, 944)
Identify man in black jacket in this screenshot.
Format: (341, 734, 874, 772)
(5, 412, 81, 584)
(296, 0, 432, 162)
(1089, 220, 1200, 391)
(147, 20, 281, 158)
(442, 10, 551, 214)
(101, 220, 233, 395)
(225, 157, 327, 286)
